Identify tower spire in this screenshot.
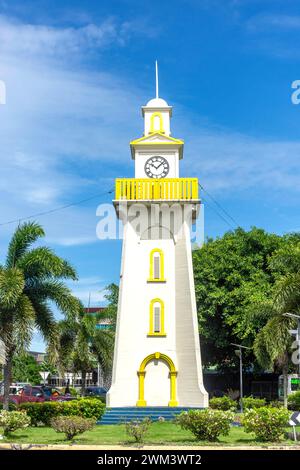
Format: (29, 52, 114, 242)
(155, 60, 159, 99)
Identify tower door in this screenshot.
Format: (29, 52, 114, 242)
(144, 359, 169, 406)
(137, 352, 178, 407)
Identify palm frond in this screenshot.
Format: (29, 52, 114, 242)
(17, 247, 77, 281)
(30, 299, 59, 362)
(25, 280, 80, 320)
(13, 294, 35, 352)
(6, 222, 45, 268)
(274, 273, 300, 313)
(0, 267, 24, 309)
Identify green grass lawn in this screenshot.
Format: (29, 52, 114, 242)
(2, 423, 300, 447)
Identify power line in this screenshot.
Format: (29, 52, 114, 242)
(0, 187, 114, 227)
(198, 183, 240, 229)
(201, 195, 236, 230)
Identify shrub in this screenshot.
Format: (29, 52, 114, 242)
(209, 396, 237, 411)
(51, 416, 96, 441)
(288, 391, 300, 411)
(0, 410, 31, 436)
(241, 407, 290, 442)
(69, 387, 79, 397)
(241, 396, 266, 410)
(0, 402, 17, 411)
(176, 409, 234, 442)
(125, 418, 152, 443)
(59, 399, 105, 420)
(19, 399, 105, 426)
(19, 402, 59, 426)
(268, 400, 283, 408)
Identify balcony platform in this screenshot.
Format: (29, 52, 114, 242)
(115, 178, 199, 201)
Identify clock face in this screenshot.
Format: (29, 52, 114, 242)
(144, 156, 170, 179)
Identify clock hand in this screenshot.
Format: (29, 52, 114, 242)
(150, 164, 158, 175)
(156, 162, 165, 170)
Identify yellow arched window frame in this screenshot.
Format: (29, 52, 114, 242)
(148, 248, 166, 282)
(149, 112, 165, 134)
(148, 298, 166, 337)
(137, 352, 178, 407)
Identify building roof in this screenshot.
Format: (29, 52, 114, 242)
(84, 307, 106, 314)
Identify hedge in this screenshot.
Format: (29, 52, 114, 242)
(0, 402, 17, 411)
(240, 396, 266, 410)
(241, 407, 290, 441)
(19, 399, 105, 426)
(209, 396, 237, 411)
(176, 409, 234, 442)
(288, 391, 300, 411)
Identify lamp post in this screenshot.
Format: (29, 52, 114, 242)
(231, 343, 251, 413)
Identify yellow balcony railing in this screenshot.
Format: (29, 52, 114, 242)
(115, 178, 199, 201)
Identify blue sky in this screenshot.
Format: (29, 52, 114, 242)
(0, 0, 299, 351)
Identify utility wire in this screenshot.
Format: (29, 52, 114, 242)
(201, 195, 236, 230)
(0, 182, 240, 230)
(198, 183, 240, 229)
(0, 187, 114, 227)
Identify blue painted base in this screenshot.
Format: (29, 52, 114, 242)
(98, 406, 204, 425)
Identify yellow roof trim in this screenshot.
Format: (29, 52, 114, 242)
(130, 132, 184, 146)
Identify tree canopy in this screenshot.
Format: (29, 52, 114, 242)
(193, 227, 300, 369)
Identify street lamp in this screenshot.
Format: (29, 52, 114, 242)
(230, 343, 251, 413)
(283, 312, 300, 376)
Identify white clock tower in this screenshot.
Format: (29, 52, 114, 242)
(106, 68, 208, 413)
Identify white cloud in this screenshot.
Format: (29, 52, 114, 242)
(247, 14, 300, 32)
(0, 15, 143, 246)
(0, 15, 131, 58)
(179, 115, 300, 195)
(0, 14, 299, 252)
(67, 276, 106, 306)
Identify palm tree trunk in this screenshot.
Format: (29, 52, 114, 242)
(282, 361, 289, 409)
(3, 349, 13, 411)
(81, 370, 86, 397)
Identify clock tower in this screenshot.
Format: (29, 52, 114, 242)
(106, 69, 208, 415)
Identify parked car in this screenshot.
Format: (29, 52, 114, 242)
(84, 386, 107, 401)
(9, 385, 25, 395)
(0, 382, 30, 396)
(0, 385, 74, 405)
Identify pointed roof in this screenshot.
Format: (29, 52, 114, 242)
(130, 131, 184, 159)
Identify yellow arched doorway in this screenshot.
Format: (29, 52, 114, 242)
(136, 352, 178, 407)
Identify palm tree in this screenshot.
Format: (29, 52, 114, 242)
(57, 305, 114, 395)
(246, 239, 300, 407)
(252, 304, 294, 407)
(0, 222, 80, 410)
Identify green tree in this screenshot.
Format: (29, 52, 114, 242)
(103, 283, 118, 331)
(0, 222, 80, 410)
(193, 227, 293, 368)
(12, 353, 41, 385)
(250, 237, 300, 407)
(58, 304, 114, 395)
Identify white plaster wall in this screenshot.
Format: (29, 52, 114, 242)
(135, 150, 179, 178)
(107, 212, 178, 407)
(107, 205, 208, 408)
(175, 221, 209, 407)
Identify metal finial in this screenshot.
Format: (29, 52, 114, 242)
(155, 60, 159, 99)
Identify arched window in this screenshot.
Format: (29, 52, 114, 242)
(148, 299, 166, 337)
(148, 248, 165, 282)
(150, 112, 164, 133)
